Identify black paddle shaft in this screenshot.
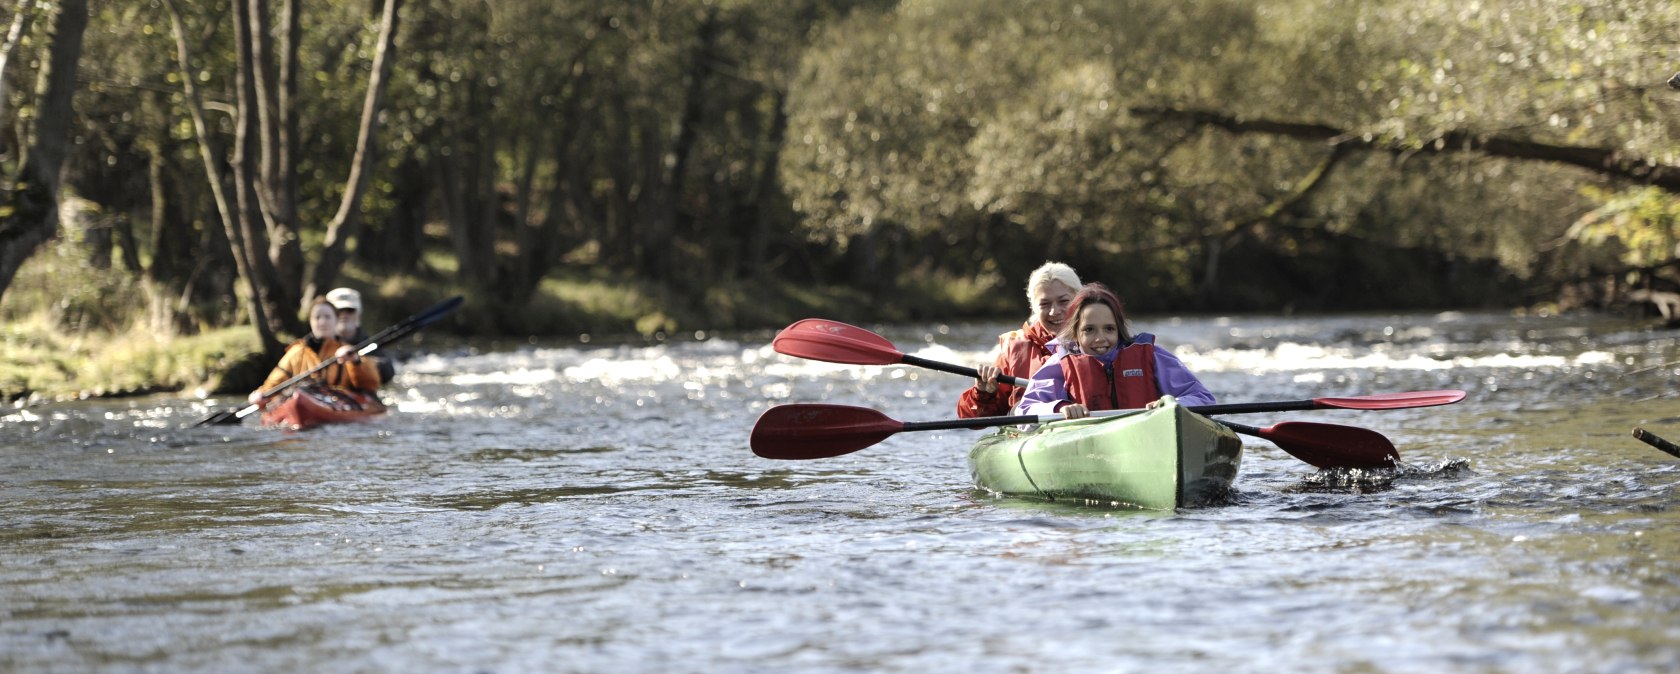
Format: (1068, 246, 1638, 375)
(1187, 400, 1319, 415)
(903, 414, 1043, 433)
(1634, 427, 1680, 459)
(900, 354, 1031, 387)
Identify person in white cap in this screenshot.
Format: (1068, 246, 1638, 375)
(327, 287, 396, 386)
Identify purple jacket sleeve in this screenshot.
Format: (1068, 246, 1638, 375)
(1013, 360, 1071, 416)
(1153, 348, 1216, 407)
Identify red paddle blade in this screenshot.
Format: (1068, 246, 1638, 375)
(750, 404, 906, 460)
(1316, 390, 1466, 410)
(772, 319, 904, 366)
(1258, 421, 1399, 469)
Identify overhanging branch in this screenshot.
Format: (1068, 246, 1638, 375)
(1131, 106, 1680, 193)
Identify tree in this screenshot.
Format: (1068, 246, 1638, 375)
(163, 0, 405, 352)
(780, 0, 1680, 309)
(0, 0, 86, 304)
(301, 0, 403, 305)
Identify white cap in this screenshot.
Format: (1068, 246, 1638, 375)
(326, 287, 362, 313)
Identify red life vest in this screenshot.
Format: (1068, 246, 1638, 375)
(957, 320, 1058, 418)
(997, 321, 1057, 381)
(1060, 341, 1161, 411)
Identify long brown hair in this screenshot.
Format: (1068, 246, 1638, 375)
(1059, 283, 1132, 351)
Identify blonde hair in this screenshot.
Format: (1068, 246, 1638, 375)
(1024, 261, 1082, 303)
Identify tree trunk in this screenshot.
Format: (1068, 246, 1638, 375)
(84, 211, 113, 270)
(245, 0, 303, 311)
(505, 124, 546, 302)
(0, 0, 38, 155)
(744, 91, 788, 281)
(145, 91, 194, 290)
(143, 117, 204, 334)
(359, 150, 426, 274)
(437, 82, 500, 293)
(0, 0, 84, 304)
(233, 0, 297, 341)
(162, 0, 280, 353)
(303, 0, 403, 304)
(605, 96, 639, 269)
(641, 8, 717, 282)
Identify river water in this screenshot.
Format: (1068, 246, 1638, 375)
(3, 311, 1677, 673)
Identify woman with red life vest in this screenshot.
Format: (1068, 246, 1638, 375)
(248, 297, 382, 407)
(1014, 283, 1214, 419)
(957, 262, 1083, 418)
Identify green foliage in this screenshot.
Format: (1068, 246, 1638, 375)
(780, 0, 1680, 307)
(22, 0, 1680, 366)
(1570, 186, 1680, 269)
(0, 215, 140, 332)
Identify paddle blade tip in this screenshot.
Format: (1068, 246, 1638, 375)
(1264, 421, 1401, 470)
(1322, 389, 1468, 410)
(770, 319, 901, 365)
(749, 404, 902, 460)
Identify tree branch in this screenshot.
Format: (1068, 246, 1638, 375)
(304, 0, 402, 304)
(1131, 106, 1680, 193)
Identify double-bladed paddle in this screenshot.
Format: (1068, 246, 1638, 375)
(772, 318, 1465, 414)
(768, 317, 1462, 468)
(190, 295, 464, 427)
(750, 403, 1399, 469)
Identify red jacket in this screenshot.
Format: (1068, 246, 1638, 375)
(1059, 341, 1162, 411)
(957, 320, 1058, 418)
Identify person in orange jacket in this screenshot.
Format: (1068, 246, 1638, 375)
(248, 297, 382, 406)
(326, 287, 396, 386)
(957, 261, 1082, 418)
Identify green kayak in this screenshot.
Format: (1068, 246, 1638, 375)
(968, 400, 1243, 509)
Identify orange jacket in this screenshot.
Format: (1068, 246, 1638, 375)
(957, 320, 1058, 418)
(256, 337, 382, 396)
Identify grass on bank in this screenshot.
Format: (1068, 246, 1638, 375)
(1, 315, 257, 402)
(1, 239, 1014, 403)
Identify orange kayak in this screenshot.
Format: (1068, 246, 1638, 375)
(260, 386, 387, 431)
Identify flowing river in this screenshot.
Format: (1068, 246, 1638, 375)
(3, 311, 1678, 673)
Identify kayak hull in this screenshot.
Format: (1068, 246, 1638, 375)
(968, 401, 1242, 509)
(260, 387, 387, 431)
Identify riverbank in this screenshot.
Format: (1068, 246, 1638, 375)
(1, 315, 257, 403)
(0, 260, 1009, 403)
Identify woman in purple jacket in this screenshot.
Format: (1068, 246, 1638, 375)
(1014, 283, 1214, 419)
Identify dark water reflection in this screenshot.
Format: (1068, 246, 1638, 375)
(2, 311, 1678, 673)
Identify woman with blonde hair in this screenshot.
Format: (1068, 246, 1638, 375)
(957, 261, 1083, 418)
(1014, 282, 1215, 419)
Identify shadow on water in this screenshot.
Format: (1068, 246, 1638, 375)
(465, 446, 618, 462)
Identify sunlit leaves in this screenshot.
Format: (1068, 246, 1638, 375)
(782, 0, 1680, 293)
(1571, 186, 1680, 269)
